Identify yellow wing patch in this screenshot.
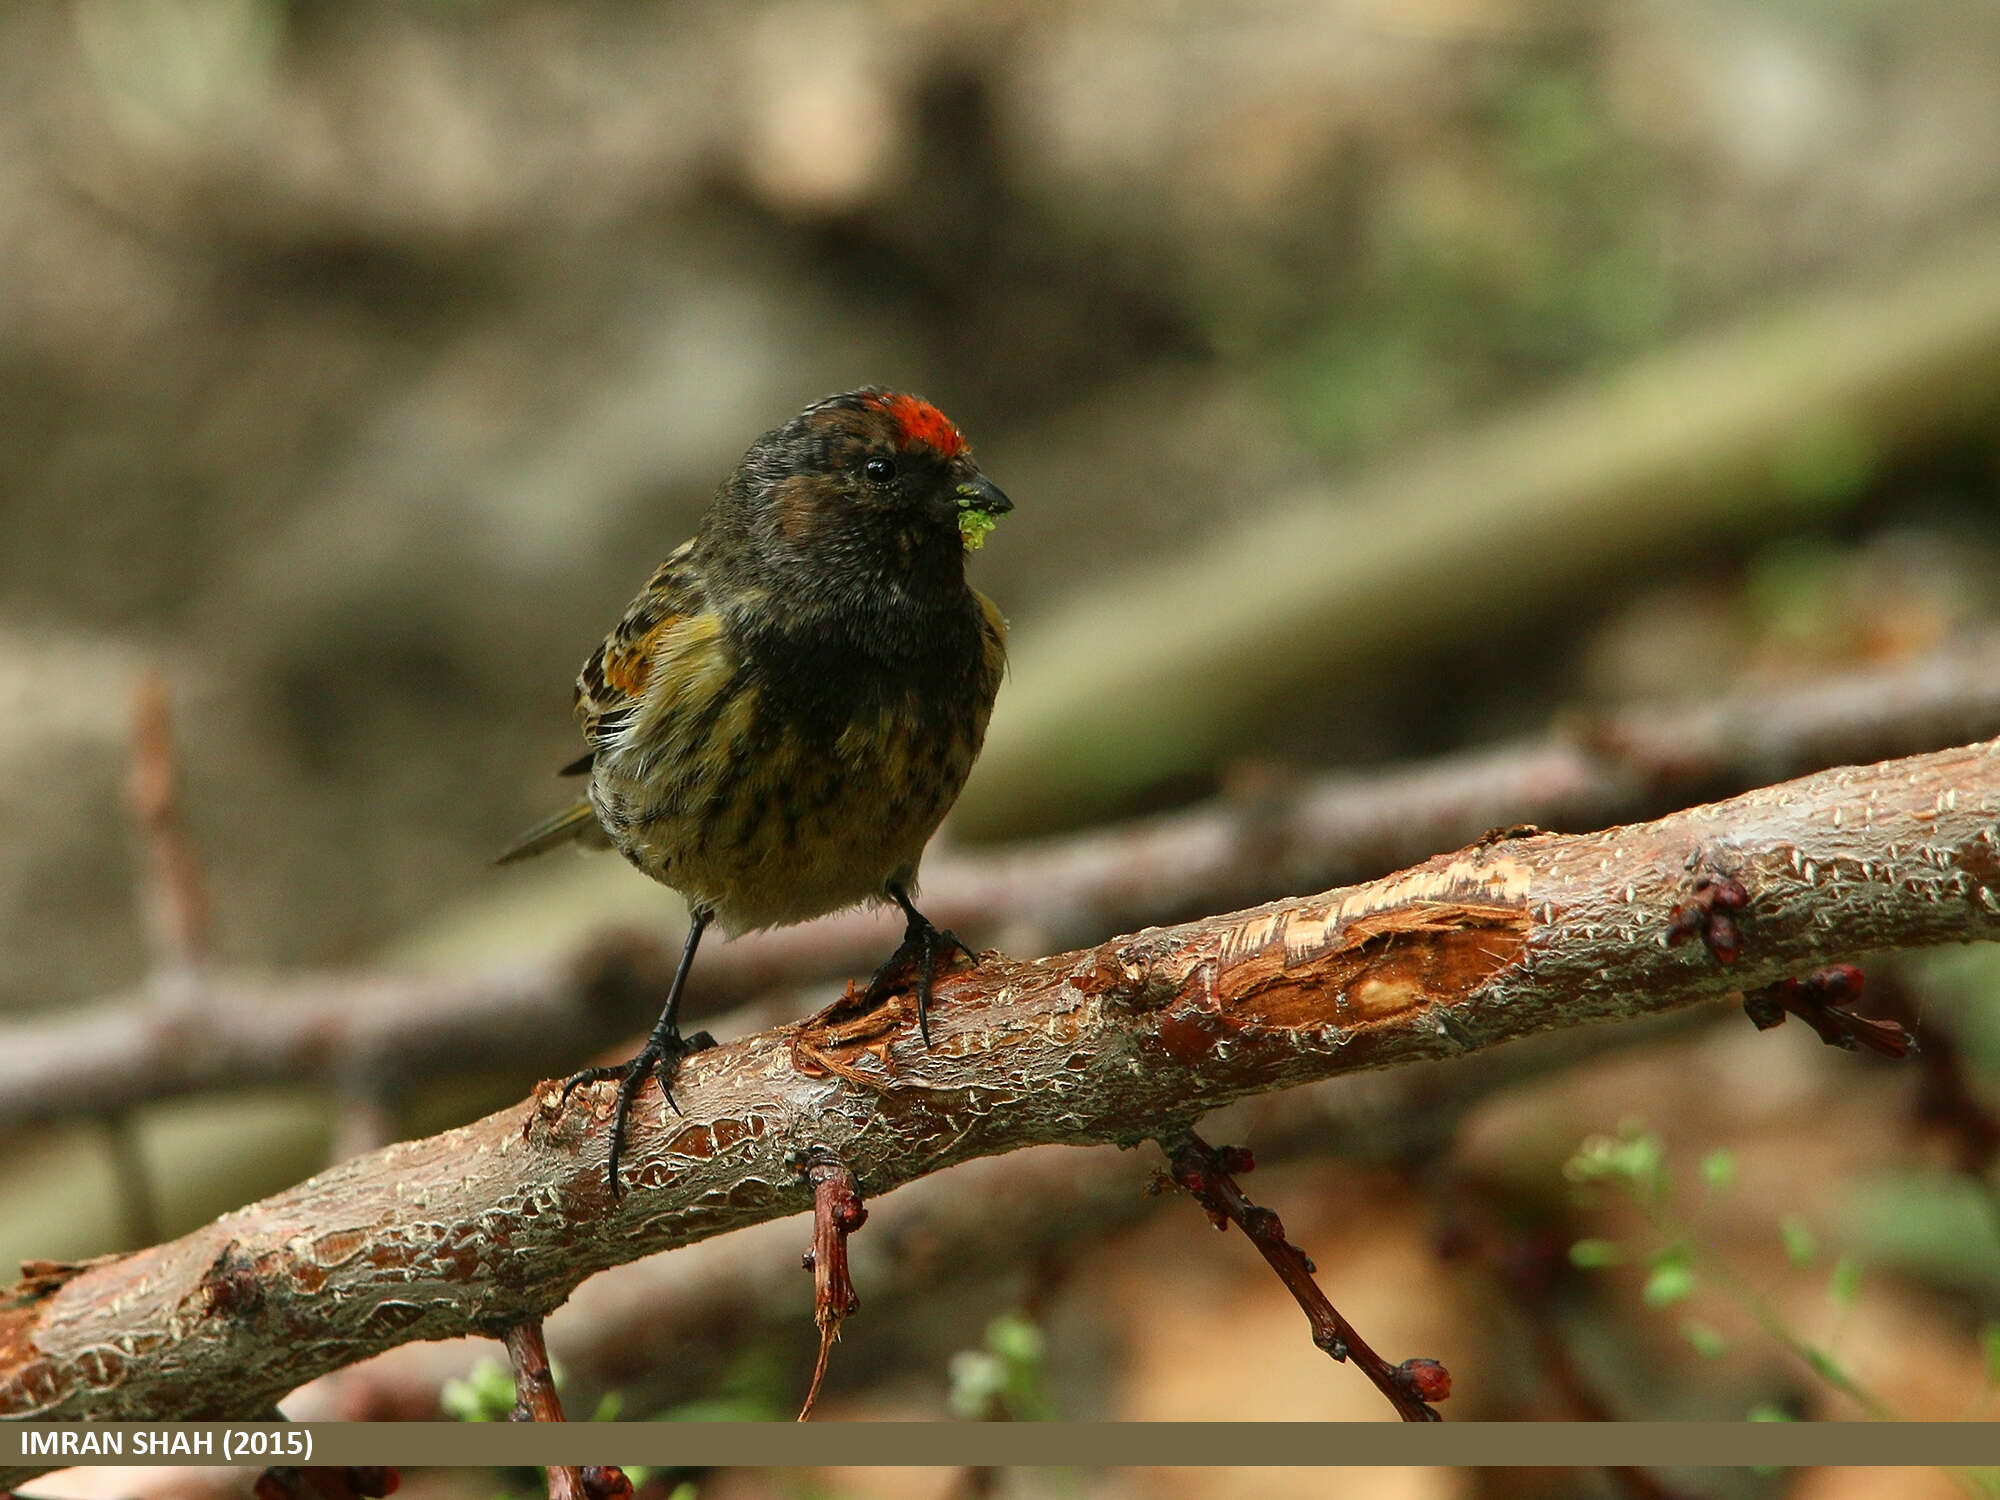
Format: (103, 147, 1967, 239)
(625, 611, 733, 750)
(574, 540, 717, 750)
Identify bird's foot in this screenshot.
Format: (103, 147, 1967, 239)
(860, 911, 977, 1046)
(558, 1027, 716, 1198)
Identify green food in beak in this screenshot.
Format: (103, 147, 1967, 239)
(955, 475, 1012, 552)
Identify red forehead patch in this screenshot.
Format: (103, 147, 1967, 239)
(866, 392, 967, 458)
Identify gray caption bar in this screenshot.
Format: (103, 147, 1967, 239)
(7, 1422, 2000, 1474)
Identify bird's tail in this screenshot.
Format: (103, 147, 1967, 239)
(495, 800, 608, 865)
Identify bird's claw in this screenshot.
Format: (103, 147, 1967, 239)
(558, 1027, 716, 1199)
(862, 914, 976, 1047)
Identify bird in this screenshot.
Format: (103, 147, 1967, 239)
(499, 388, 1013, 1196)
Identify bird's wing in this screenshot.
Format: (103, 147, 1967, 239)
(973, 586, 1009, 702)
(573, 538, 717, 753)
(498, 541, 720, 866)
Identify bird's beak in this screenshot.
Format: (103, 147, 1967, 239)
(955, 475, 1014, 515)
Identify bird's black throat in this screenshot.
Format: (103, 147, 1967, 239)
(728, 580, 988, 746)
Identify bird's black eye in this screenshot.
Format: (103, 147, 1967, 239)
(864, 456, 896, 483)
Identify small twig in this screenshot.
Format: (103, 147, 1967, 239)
(109, 671, 215, 1252)
(126, 672, 209, 980)
(1742, 965, 1913, 1058)
(503, 1319, 582, 1500)
(504, 1319, 565, 1423)
(1157, 1132, 1448, 1421)
(796, 1151, 868, 1421)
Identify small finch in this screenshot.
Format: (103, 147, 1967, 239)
(500, 388, 1012, 1195)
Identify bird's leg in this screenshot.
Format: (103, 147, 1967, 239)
(861, 885, 978, 1046)
(559, 908, 716, 1198)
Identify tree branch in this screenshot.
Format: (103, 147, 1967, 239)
(795, 1152, 866, 1422)
(0, 933, 685, 1130)
(1157, 1132, 1448, 1421)
(287, 1006, 1709, 1421)
(502, 1319, 583, 1500)
(126, 671, 209, 983)
(503, 1319, 564, 1425)
(6, 635, 1999, 1130)
(3, 740, 1997, 1443)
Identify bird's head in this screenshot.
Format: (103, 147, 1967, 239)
(716, 389, 1012, 585)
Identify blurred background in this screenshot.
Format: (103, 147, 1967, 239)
(8, 0, 2000, 1494)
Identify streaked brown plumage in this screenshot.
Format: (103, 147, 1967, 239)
(501, 388, 1012, 1195)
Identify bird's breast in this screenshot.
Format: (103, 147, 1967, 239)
(587, 594, 998, 931)
(731, 594, 990, 742)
